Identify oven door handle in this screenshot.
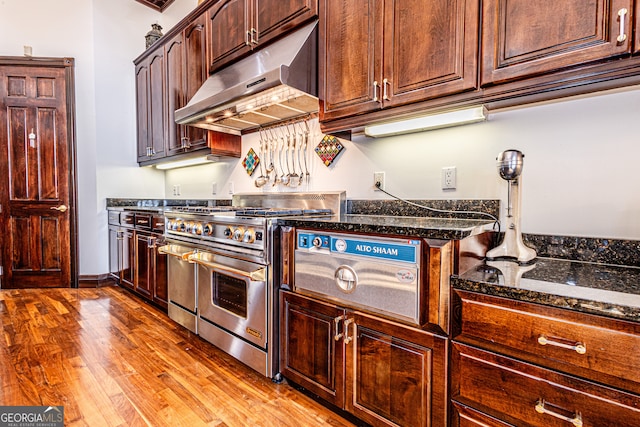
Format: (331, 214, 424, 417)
(188, 254, 266, 282)
(157, 245, 196, 261)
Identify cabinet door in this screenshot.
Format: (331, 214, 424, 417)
(152, 237, 168, 309)
(135, 63, 150, 162)
(165, 33, 185, 157)
(253, 0, 318, 45)
(207, 0, 251, 73)
(135, 233, 152, 298)
(182, 15, 208, 151)
(120, 229, 135, 290)
(319, 0, 383, 121)
(481, 0, 633, 86)
(346, 312, 448, 427)
(280, 291, 346, 407)
(148, 51, 166, 160)
(108, 227, 120, 280)
(382, 0, 479, 108)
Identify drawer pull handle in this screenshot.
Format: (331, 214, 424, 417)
(334, 316, 343, 341)
(535, 399, 583, 427)
(537, 335, 586, 354)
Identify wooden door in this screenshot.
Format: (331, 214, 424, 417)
(148, 52, 166, 160)
(182, 14, 208, 151)
(279, 291, 346, 407)
(0, 59, 76, 288)
(382, 0, 479, 107)
(319, 0, 383, 121)
(254, 0, 318, 45)
(152, 236, 168, 309)
(481, 0, 633, 86)
(120, 229, 135, 290)
(135, 232, 152, 298)
(207, 0, 251, 73)
(346, 312, 448, 427)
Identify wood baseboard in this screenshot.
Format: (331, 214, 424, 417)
(78, 274, 117, 288)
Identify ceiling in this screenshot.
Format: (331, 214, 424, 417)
(135, 0, 176, 12)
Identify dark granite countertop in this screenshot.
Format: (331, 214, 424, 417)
(453, 258, 640, 323)
(279, 214, 495, 240)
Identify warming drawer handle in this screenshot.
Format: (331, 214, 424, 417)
(535, 399, 583, 427)
(187, 254, 265, 281)
(157, 245, 195, 261)
(537, 335, 586, 355)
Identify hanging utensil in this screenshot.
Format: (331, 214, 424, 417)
(279, 126, 290, 186)
(288, 123, 300, 187)
(302, 118, 311, 185)
(265, 128, 275, 176)
(254, 129, 268, 188)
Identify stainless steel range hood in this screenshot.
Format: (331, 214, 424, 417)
(175, 21, 318, 135)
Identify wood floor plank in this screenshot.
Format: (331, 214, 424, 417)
(0, 287, 355, 427)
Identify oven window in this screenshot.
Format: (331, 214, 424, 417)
(213, 273, 247, 318)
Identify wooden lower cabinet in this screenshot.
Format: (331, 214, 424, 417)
(451, 290, 640, 426)
(451, 343, 640, 427)
(280, 291, 447, 427)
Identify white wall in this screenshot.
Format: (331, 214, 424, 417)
(165, 86, 640, 241)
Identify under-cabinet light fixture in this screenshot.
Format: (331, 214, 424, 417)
(155, 155, 220, 170)
(364, 106, 488, 138)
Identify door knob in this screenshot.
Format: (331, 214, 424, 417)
(50, 205, 68, 213)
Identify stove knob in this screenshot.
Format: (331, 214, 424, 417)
(203, 223, 213, 235)
(167, 219, 175, 230)
(243, 228, 256, 243)
(177, 221, 186, 232)
(312, 236, 323, 248)
(185, 221, 195, 233)
(233, 227, 245, 241)
(223, 226, 234, 239)
(192, 223, 203, 235)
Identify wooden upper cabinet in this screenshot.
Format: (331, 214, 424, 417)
(166, 15, 208, 157)
(165, 33, 184, 157)
(635, 1, 640, 54)
(136, 51, 166, 163)
(320, 0, 479, 122)
(207, 0, 250, 73)
(481, 0, 634, 86)
(182, 15, 208, 151)
(320, 0, 382, 120)
(207, 0, 318, 73)
(254, 0, 318, 46)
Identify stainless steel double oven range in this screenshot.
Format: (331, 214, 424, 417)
(159, 192, 345, 380)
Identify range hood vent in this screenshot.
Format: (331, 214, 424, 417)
(175, 21, 318, 135)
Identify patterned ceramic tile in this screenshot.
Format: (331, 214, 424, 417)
(242, 148, 260, 176)
(315, 135, 344, 167)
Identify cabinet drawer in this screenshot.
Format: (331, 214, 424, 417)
(134, 213, 152, 230)
(108, 211, 120, 226)
(151, 215, 165, 232)
(451, 343, 640, 427)
(451, 401, 514, 427)
(120, 212, 135, 227)
(453, 290, 640, 394)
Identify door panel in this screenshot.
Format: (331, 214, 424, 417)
(0, 62, 72, 288)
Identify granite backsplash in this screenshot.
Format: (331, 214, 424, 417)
(105, 197, 640, 267)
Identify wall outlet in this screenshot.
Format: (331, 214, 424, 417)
(172, 184, 181, 196)
(228, 181, 234, 195)
(373, 171, 385, 191)
(442, 167, 456, 190)
(211, 182, 217, 195)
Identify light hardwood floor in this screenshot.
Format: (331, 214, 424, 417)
(0, 286, 355, 427)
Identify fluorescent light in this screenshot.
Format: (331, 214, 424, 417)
(364, 106, 488, 138)
(155, 155, 216, 170)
